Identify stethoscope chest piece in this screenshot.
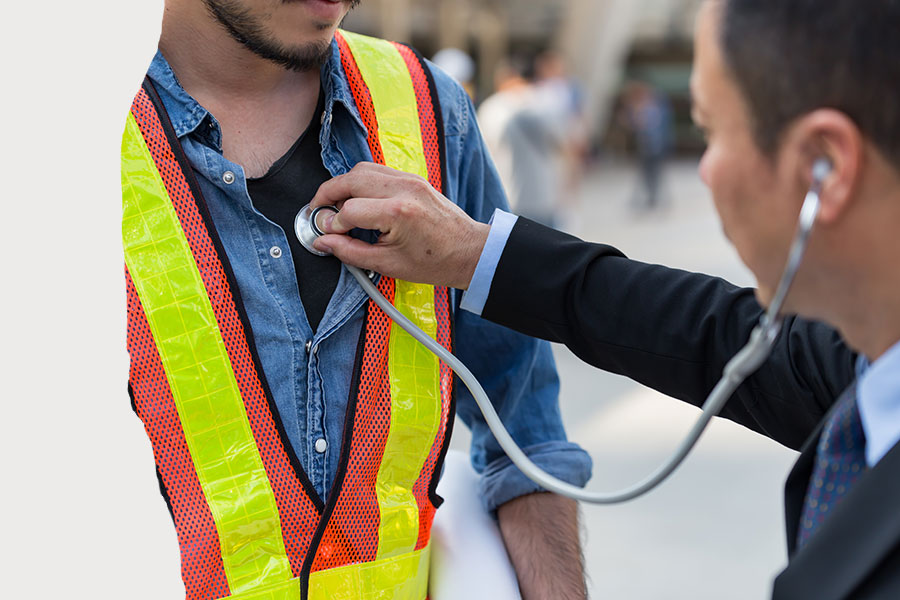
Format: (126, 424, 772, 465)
(295, 204, 339, 257)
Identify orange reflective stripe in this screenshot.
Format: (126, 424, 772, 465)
(126, 83, 322, 595)
(124, 109, 294, 593)
(390, 42, 455, 551)
(309, 274, 396, 574)
(393, 42, 444, 194)
(336, 31, 385, 166)
(309, 31, 453, 580)
(126, 269, 232, 599)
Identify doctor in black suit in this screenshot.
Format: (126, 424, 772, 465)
(310, 0, 900, 597)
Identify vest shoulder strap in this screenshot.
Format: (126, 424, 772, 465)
(335, 30, 447, 195)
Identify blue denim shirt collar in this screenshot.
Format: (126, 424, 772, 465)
(147, 51, 210, 141)
(147, 39, 366, 149)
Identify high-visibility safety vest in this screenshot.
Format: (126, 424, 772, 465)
(122, 30, 455, 600)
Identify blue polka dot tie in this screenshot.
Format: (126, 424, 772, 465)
(796, 389, 867, 549)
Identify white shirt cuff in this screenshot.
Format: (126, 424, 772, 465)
(460, 209, 518, 316)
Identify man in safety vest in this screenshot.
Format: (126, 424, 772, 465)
(122, 1, 592, 599)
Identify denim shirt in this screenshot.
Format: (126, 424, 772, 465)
(145, 40, 591, 512)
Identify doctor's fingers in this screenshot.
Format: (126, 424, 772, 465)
(323, 183, 449, 237)
(314, 232, 457, 287)
(313, 234, 385, 274)
(321, 197, 391, 235)
(311, 162, 432, 209)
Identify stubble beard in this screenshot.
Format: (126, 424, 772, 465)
(202, 0, 361, 72)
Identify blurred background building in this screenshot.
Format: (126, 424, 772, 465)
(344, 0, 704, 153)
(346, 2, 797, 598)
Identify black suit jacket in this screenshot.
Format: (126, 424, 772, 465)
(481, 218, 900, 599)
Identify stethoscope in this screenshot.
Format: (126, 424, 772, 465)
(293, 158, 832, 504)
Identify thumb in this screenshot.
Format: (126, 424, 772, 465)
(313, 234, 381, 271)
(321, 211, 354, 235)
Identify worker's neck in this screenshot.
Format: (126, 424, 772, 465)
(158, 3, 319, 103)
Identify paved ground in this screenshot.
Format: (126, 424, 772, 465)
(450, 159, 798, 599)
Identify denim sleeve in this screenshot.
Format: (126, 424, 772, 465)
(431, 65, 593, 512)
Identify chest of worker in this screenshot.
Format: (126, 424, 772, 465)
(146, 41, 463, 496)
(124, 31, 458, 599)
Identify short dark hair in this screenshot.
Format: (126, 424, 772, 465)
(719, 0, 900, 168)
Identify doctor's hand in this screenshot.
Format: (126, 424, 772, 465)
(310, 163, 490, 290)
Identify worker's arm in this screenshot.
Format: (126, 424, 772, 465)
(426, 87, 590, 597)
(497, 492, 586, 600)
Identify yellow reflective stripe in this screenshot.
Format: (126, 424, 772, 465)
(339, 30, 429, 179)
(122, 113, 292, 594)
(227, 579, 303, 600)
(340, 30, 443, 560)
(308, 544, 430, 600)
(377, 281, 441, 559)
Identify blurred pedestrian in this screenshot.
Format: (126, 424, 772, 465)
(623, 81, 672, 210)
(477, 53, 579, 227)
(477, 59, 533, 214)
(432, 47, 476, 99)
(534, 50, 589, 212)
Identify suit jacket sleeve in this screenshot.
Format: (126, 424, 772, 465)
(481, 218, 858, 450)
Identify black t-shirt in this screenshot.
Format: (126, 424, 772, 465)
(247, 94, 341, 333)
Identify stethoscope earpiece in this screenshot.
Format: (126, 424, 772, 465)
(812, 158, 833, 188)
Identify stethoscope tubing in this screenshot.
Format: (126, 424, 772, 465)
(312, 160, 828, 504)
(350, 264, 777, 503)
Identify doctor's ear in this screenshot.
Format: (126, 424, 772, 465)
(787, 109, 864, 226)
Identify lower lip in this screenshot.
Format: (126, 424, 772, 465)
(299, 0, 346, 21)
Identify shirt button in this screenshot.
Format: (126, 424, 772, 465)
(270, 246, 283, 259)
(305, 340, 313, 353)
(315, 438, 328, 454)
(222, 171, 235, 185)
